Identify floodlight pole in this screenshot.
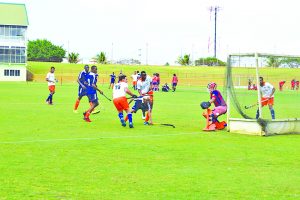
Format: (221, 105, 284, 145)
(209, 6, 221, 58)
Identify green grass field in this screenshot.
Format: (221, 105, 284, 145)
(0, 81, 299, 199)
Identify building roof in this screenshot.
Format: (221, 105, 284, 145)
(0, 2, 29, 26)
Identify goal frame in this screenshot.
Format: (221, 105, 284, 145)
(226, 53, 300, 136)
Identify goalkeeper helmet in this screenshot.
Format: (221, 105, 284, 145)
(207, 82, 217, 90)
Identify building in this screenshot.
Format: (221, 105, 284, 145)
(0, 2, 28, 81)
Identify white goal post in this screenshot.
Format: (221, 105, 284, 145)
(226, 53, 300, 136)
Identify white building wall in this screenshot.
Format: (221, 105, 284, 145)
(0, 65, 26, 81)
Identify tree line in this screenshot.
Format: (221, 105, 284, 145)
(27, 39, 107, 64)
(27, 39, 300, 67)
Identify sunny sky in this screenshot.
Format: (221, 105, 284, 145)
(4, 0, 300, 64)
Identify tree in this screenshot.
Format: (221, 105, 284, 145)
(279, 57, 300, 68)
(95, 52, 107, 64)
(195, 57, 226, 66)
(266, 56, 281, 68)
(27, 39, 66, 62)
(68, 52, 80, 63)
(176, 54, 191, 66)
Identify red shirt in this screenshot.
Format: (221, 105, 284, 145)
(172, 76, 178, 83)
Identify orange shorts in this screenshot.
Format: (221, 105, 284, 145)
(261, 97, 274, 106)
(113, 97, 129, 112)
(133, 81, 137, 86)
(48, 85, 55, 93)
(146, 91, 154, 102)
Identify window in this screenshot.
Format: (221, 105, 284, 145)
(15, 70, 20, 76)
(9, 70, 15, 76)
(4, 69, 20, 76)
(0, 46, 26, 64)
(0, 25, 26, 40)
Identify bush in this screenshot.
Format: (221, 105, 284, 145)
(27, 39, 66, 62)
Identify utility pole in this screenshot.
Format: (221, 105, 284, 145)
(209, 6, 221, 58)
(138, 49, 142, 65)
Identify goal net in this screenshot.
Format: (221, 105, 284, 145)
(226, 53, 300, 136)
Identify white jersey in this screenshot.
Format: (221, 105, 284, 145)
(137, 75, 152, 94)
(46, 72, 56, 86)
(260, 82, 274, 98)
(113, 82, 128, 99)
(131, 74, 138, 81)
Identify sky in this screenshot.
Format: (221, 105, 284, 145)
(4, 0, 300, 65)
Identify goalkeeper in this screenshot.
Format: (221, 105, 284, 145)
(202, 82, 227, 122)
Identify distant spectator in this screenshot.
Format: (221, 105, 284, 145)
(152, 73, 159, 91)
(172, 74, 178, 92)
(251, 84, 257, 90)
(291, 79, 295, 90)
(162, 83, 170, 92)
(248, 79, 252, 90)
(279, 80, 286, 91)
(156, 73, 160, 91)
(108, 72, 116, 89)
(131, 71, 138, 90)
(296, 80, 299, 90)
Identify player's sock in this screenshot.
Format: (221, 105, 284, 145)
(118, 112, 124, 121)
(256, 109, 259, 119)
(127, 113, 133, 124)
(118, 112, 126, 126)
(49, 94, 53, 104)
(211, 114, 217, 123)
(270, 109, 275, 119)
(85, 111, 90, 118)
(145, 112, 149, 122)
(74, 99, 80, 110)
(46, 94, 51, 102)
(142, 110, 146, 119)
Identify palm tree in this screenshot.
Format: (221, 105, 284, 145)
(68, 52, 79, 63)
(177, 54, 191, 66)
(96, 52, 107, 64)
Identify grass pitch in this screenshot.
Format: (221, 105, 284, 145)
(0, 82, 299, 199)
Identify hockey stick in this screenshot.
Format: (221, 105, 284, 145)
(101, 93, 112, 101)
(244, 99, 269, 109)
(91, 110, 100, 115)
(157, 123, 176, 128)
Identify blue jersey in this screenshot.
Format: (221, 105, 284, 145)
(110, 74, 116, 83)
(78, 70, 89, 86)
(86, 72, 98, 95)
(210, 90, 226, 107)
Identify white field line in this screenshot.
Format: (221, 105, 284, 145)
(0, 132, 201, 145)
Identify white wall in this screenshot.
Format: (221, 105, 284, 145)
(0, 66, 27, 81)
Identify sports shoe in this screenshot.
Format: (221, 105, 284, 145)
(144, 121, 149, 125)
(129, 123, 134, 128)
(83, 112, 91, 122)
(84, 118, 92, 122)
(121, 119, 126, 127)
